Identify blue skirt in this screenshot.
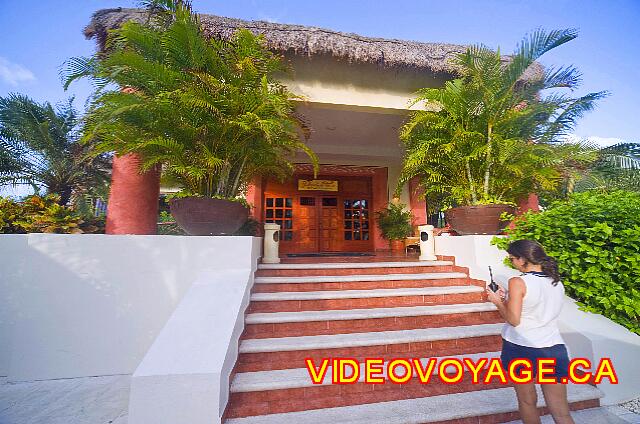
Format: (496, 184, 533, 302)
(501, 338, 570, 380)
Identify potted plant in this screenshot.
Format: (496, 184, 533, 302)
(375, 202, 413, 252)
(64, 1, 318, 235)
(396, 29, 606, 235)
(443, 199, 516, 235)
(166, 194, 251, 236)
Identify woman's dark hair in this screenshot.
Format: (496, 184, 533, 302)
(507, 239, 561, 286)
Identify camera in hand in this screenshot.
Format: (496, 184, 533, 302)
(488, 266, 499, 292)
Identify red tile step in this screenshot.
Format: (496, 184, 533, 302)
(244, 305, 502, 339)
(253, 277, 486, 293)
(255, 263, 468, 277)
(247, 288, 487, 313)
(236, 324, 504, 372)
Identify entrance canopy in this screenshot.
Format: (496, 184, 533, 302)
(249, 103, 426, 254)
(295, 103, 407, 163)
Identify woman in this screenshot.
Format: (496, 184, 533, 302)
(486, 239, 574, 424)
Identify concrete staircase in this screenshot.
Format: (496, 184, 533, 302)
(222, 256, 602, 423)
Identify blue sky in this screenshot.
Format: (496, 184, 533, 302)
(1, 0, 639, 146)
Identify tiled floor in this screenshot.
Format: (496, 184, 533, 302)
(607, 405, 640, 424)
(2, 375, 639, 423)
(276, 251, 439, 264)
(0, 375, 130, 424)
(504, 406, 638, 423)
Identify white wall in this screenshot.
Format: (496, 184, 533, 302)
(435, 235, 640, 404)
(0, 235, 29, 377)
(280, 54, 448, 111)
(435, 234, 517, 285)
(128, 267, 256, 424)
(0, 234, 261, 382)
(559, 299, 640, 404)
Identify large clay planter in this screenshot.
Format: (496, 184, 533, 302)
(444, 204, 515, 235)
(390, 239, 405, 252)
(169, 197, 249, 235)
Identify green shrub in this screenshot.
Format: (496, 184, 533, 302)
(157, 210, 186, 235)
(376, 203, 413, 241)
(492, 190, 640, 334)
(234, 217, 261, 236)
(0, 195, 104, 234)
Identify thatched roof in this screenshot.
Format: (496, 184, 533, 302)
(84, 7, 543, 80)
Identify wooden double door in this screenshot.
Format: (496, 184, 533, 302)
(298, 196, 340, 252)
(264, 176, 373, 253)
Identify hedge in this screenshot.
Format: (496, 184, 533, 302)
(0, 195, 104, 234)
(493, 190, 640, 334)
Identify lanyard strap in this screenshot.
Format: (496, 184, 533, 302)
(522, 271, 547, 277)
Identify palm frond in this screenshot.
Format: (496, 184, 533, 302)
(63, 4, 315, 199)
(540, 91, 609, 141)
(504, 28, 578, 88)
(0, 93, 110, 204)
(542, 65, 582, 90)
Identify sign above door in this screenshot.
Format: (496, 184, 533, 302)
(298, 179, 339, 191)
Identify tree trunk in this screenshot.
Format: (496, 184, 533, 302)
(465, 159, 477, 204)
(566, 176, 576, 196)
(483, 124, 493, 198)
(58, 187, 73, 206)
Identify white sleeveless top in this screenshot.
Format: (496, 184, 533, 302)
(501, 272, 566, 348)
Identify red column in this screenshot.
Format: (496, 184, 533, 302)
(246, 177, 264, 236)
(372, 167, 389, 251)
(409, 177, 428, 228)
(517, 193, 540, 214)
(246, 177, 263, 221)
(105, 153, 160, 235)
(507, 193, 540, 230)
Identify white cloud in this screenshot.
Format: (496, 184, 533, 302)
(562, 134, 626, 148)
(584, 136, 627, 148)
(257, 14, 279, 23)
(0, 184, 34, 199)
(0, 56, 36, 86)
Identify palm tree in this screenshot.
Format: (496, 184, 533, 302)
(572, 141, 640, 192)
(63, 0, 317, 200)
(396, 79, 484, 210)
(0, 94, 110, 205)
(398, 29, 607, 206)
